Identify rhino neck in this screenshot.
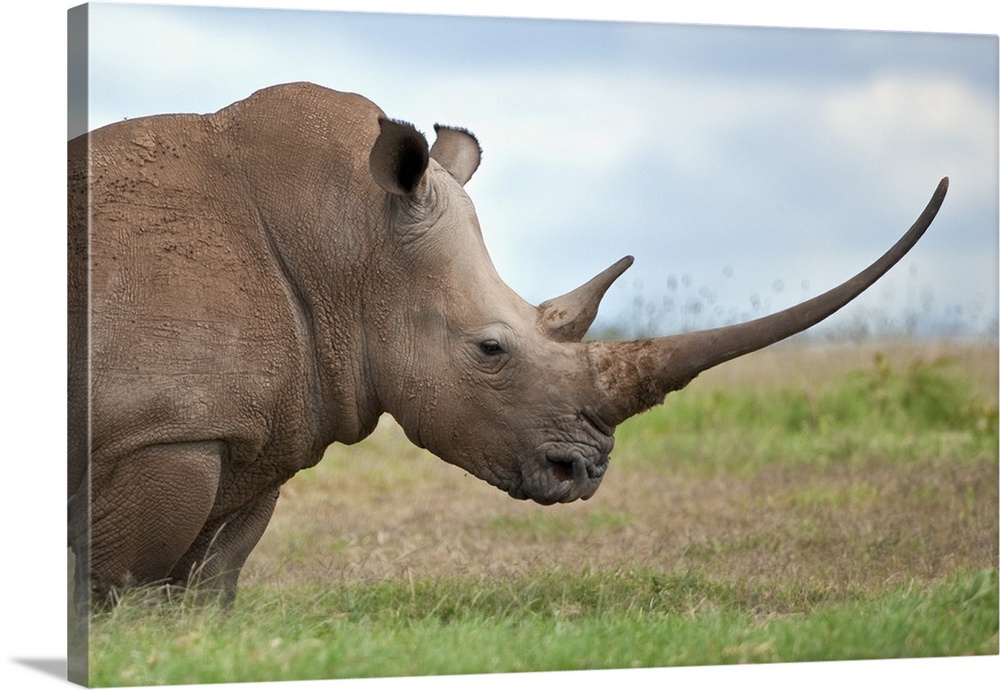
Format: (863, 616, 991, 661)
(224, 89, 390, 447)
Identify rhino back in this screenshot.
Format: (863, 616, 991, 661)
(78, 84, 389, 494)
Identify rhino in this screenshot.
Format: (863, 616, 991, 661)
(67, 81, 948, 606)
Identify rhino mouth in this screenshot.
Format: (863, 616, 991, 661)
(511, 413, 614, 505)
(510, 449, 608, 505)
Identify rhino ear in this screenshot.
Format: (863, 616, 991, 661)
(430, 124, 482, 186)
(369, 118, 430, 196)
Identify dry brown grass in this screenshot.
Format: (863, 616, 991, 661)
(242, 339, 998, 598)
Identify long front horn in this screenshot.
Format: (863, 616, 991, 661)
(588, 177, 949, 426)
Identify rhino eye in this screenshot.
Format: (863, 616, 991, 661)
(479, 340, 505, 356)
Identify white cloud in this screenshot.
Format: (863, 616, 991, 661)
(825, 73, 997, 205)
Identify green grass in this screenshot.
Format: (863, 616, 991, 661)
(617, 353, 998, 475)
(83, 343, 999, 685)
(89, 569, 997, 685)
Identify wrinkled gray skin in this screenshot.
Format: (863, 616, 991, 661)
(68, 82, 948, 606)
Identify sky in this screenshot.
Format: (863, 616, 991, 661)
(71, 1, 998, 339)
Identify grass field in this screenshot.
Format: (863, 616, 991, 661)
(85, 339, 999, 685)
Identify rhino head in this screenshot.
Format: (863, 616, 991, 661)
(365, 117, 948, 505)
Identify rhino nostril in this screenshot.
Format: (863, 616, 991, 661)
(548, 457, 575, 483)
(546, 452, 606, 483)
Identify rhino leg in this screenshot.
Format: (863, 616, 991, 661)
(89, 441, 223, 603)
(167, 487, 280, 605)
